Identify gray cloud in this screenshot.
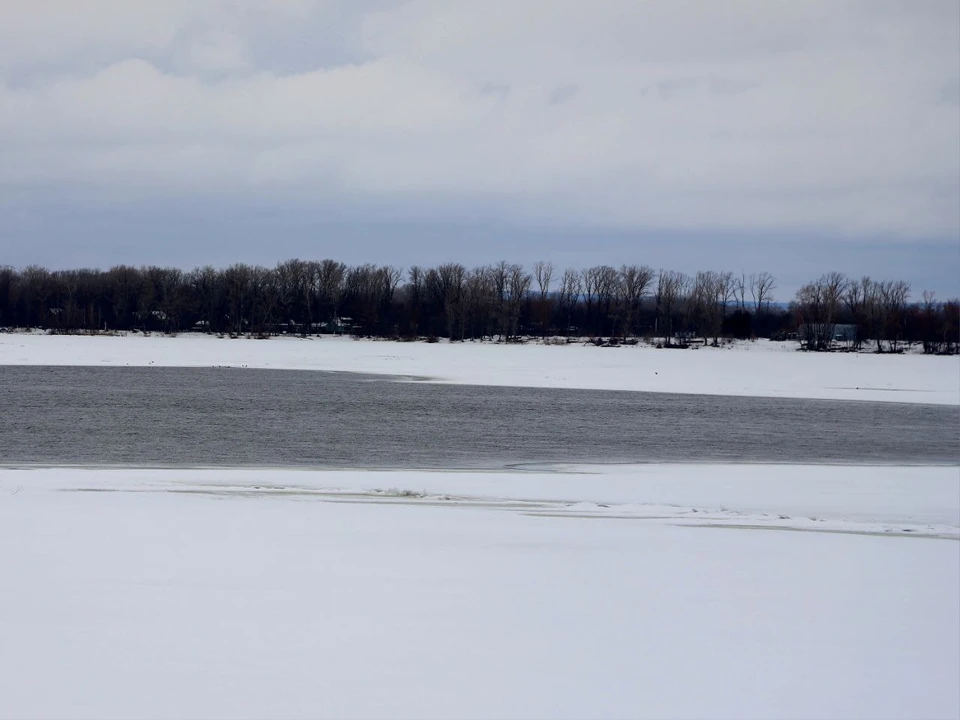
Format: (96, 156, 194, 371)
(548, 84, 579, 105)
(0, 0, 958, 281)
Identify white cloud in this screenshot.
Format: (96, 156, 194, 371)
(177, 32, 253, 74)
(0, 0, 957, 239)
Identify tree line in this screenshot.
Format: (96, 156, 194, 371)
(794, 272, 958, 354)
(0, 261, 956, 353)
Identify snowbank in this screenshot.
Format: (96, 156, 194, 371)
(1, 464, 957, 719)
(1, 331, 958, 405)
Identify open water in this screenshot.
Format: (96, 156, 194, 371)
(1, 366, 956, 468)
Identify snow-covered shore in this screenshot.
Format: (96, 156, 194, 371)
(3, 334, 957, 719)
(2, 331, 958, 405)
(1, 463, 957, 720)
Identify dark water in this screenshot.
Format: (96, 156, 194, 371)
(0, 366, 957, 468)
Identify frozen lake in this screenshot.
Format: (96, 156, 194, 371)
(2, 365, 956, 467)
(1, 463, 957, 720)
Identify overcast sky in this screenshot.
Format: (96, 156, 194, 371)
(1, 0, 958, 298)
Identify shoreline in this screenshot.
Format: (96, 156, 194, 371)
(2, 330, 958, 406)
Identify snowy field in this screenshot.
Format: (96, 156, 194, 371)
(2, 333, 958, 718)
(1, 331, 958, 405)
(1, 464, 958, 720)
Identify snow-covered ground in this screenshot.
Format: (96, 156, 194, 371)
(2, 331, 958, 405)
(1, 464, 958, 720)
(3, 334, 957, 718)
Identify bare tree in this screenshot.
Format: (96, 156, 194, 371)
(54, 269, 84, 330)
(734, 272, 748, 311)
(491, 261, 510, 339)
(317, 259, 347, 326)
(919, 291, 938, 353)
(533, 261, 553, 299)
(619, 265, 655, 337)
(750, 271, 777, 314)
(0, 258, 938, 350)
(428, 263, 467, 339)
(592, 265, 620, 336)
(879, 279, 910, 352)
(844, 276, 872, 350)
(716, 271, 735, 317)
(106, 265, 144, 331)
(249, 265, 277, 334)
(533, 261, 554, 336)
(405, 266, 425, 336)
(189, 265, 222, 333)
(223, 264, 254, 335)
(580, 266, 599, 331)
(506, 264, 532, 338)
(463, 266, 495, 339)
(557, 268, 582, 334)
(692, 270, 726, 344)
(795, 272, 848, 350)
(275, 259, 313, 335)
(655, 270, 690, 345)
